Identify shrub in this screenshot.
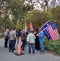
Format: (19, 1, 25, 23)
(45, 38, 60, 55)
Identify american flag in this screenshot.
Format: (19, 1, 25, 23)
(47, 22, 59, 41)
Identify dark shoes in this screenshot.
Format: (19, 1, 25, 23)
(4, 46, 8, 48)
(9, 50, 14, 53)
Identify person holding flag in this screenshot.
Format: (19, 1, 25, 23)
(39, 28, 45, 54)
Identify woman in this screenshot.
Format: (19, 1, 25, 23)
(35, 28, 40, 51)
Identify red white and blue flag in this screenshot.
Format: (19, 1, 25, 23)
(47, 22, 59, 41)
(29, 21, 33, 31)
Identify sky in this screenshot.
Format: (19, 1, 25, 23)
(24, 0, 60, 11)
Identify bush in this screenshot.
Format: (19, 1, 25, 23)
(45, 38, 60, 55)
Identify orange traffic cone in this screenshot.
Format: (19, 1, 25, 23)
(14, 37, 24, 56)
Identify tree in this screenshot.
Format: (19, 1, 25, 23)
(44, 0, 49, 11)
(24, 0, 60, 11)
(51, 6, 60, 25)
(51, 0, 56, 8)
(25, 10, 51, 28)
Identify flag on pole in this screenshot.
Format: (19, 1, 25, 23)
(41, 21, 51, 40)
(47, 22, 59, 41)
(24, 22, 27, 32)
(29, 21, 33, 31)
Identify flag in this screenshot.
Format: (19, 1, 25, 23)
(41, 21, 50, 29)
(41, 21, 51, 40)
(24, 23, 27, 32)
(47, 22, 59, 41)
(29, 21, 33, 31)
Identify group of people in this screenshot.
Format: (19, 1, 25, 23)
(4, 27, 45, 54)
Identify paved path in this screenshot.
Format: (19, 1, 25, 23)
(0, 38, 60, 61)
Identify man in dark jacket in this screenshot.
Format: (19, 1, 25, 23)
(4, 29, 9, 48)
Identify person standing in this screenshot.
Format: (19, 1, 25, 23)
(35, 28, 40, 51)
(21, 28, 27, 52)
(4, 29, 9, 48)
(27, 30, 36, 54)
(39, 28, 45, 54)
(9, 28, 16, 52)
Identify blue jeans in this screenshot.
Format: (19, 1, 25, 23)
(4, 37, 8, 47)
(22, 39, 26, 51)
(40, 42, 45, 54)
(28, 43, 35, 54)
(9, 40, 15, 52)
(14, 40, 16, 49)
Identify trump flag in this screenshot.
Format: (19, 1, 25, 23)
(41, 21, 51, 40)
(47, 22, 59, 41)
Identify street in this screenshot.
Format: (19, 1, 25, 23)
(0, 38, 60, 61)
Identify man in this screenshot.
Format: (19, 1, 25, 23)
(9, 28, 16, 52)
(21, 28, 27, 52)
(27, 30, 35, 54)
(4, 29, 9, 48)
(39, 28, 45, 54)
